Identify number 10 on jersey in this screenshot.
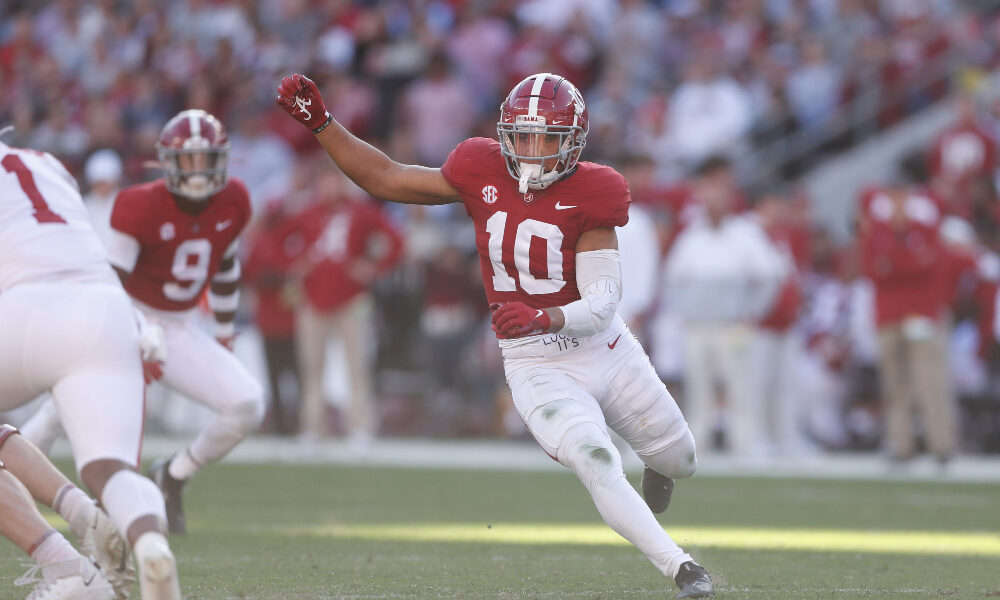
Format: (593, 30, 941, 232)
(485, 211, 565, 295)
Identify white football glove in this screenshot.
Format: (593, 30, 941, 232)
(132, 307, 167, 363)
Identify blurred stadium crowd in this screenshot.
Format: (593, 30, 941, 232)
(4, 0, 1000, 458)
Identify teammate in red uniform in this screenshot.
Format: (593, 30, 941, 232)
(21, 110, 265, 535)
(118, 110, 265, 533)
(276, 73, 714, 598)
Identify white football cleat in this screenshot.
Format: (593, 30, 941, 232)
(133, 532, 181, 600)
(80, 505, 136, 599)
(15, 557, 115, 600)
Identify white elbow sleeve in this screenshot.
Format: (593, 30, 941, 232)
(558, 249, 622, 338)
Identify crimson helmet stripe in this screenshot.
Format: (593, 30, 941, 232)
(527, 73, 552, 118)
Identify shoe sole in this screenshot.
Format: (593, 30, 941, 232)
(677, 583, 715, 598)
(139, 552, 181, 600)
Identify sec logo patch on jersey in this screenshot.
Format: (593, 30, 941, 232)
(482, 185, 498, 205)
(160, 222, 176, 241)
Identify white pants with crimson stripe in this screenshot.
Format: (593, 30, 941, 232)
(0, 281, 144, 470)
(501, 315, 696, 579)
(0, 280, 168, 542)
(21, 300, 265, 472)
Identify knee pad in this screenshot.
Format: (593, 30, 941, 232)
(641, 429, 697, 480)
(226, 397, 266, 435)
(0, 424, 20, 452)
(558, 422, 624, 491)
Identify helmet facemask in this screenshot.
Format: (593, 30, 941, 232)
(157, 140, 230, 201)
(498, 115, 585, 194)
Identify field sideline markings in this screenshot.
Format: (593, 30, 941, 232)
(276, 523, 1000, 556)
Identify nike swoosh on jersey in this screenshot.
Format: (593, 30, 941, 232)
(554, 202, 577, 210)
(215, 219, 232, 231)
(607, 334, 622, 350)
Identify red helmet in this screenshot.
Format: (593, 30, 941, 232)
(156, 109, 230, 201)
(497, 73, 588, 193)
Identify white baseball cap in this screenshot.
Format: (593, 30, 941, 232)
(84, 149, 123, 186)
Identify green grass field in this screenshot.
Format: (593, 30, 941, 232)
(2, 463, 999, 599)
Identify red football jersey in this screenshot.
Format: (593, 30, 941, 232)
(111, 178, 252, 311)
(442, 137, 629, 309)
(856, 186, 946, 326)
(857, 186, 944, 234)
(283, 199, 404, 312)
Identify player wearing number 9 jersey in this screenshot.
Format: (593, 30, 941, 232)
(276, 72, 714, 598)
(111, 110, 264, 535)
(110, 177, 250, 312)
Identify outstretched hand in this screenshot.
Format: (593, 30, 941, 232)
(275, 74, 331, 131)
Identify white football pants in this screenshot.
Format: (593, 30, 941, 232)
(502, 315, 695, 578)
(21, 304, 265, 469)
(0, 282, 144, 469)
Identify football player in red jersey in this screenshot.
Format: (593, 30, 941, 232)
(20, 110, 265, 536)
(117, 109, 265, 534)
(277, 73, 713, 598)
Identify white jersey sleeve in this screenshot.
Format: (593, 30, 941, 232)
(0, 144, 117, 292)
(105, 229, 140, 272)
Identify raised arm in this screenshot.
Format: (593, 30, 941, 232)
(275, 74, 461, 206)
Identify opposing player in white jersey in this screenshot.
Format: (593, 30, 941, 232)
(21, 110, 264, 536)
(20, 149, 139, 456)
(277, 73, 714, 598)
(0, 139, 182, 600)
